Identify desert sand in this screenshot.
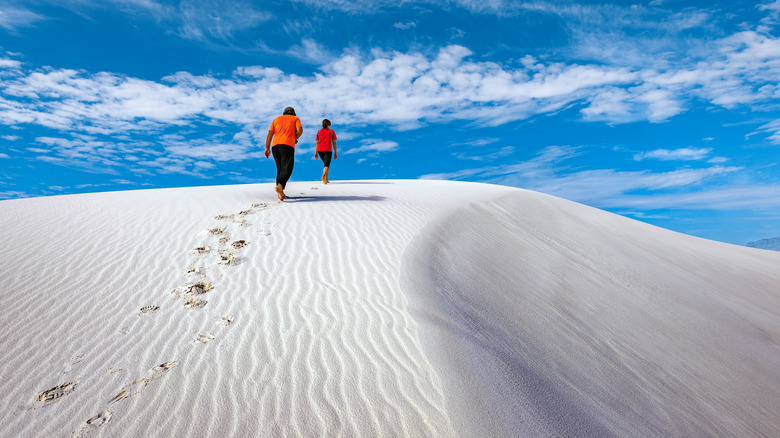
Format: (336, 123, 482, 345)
(0, 180, 778, 437)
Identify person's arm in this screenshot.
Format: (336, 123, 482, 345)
(314, 131, 319, 158)
(332, 138, 337, 159)
(296, 125, 303, 142)
(265, 130, 273, 158)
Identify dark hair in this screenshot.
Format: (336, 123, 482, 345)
(322, 119, 331, 128)
(283, 107, 296, 116)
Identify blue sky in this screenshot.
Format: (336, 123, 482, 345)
(2, 0, 780, 245)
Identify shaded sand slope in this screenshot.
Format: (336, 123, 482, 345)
(404, 189, 780, 437)
(1, 180, 778, 437)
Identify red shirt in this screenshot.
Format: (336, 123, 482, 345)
(270, 115, 302, 148)
(316, 128, 336, 152)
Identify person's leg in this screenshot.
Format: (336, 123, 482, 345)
(271, 146, 284, 200)
(271, 145, 294, 200)
(278, 144, 295, 190)
(319, 152, 332, 184)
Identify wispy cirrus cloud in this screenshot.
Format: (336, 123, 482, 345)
(634, 147, 713, 162)
(453, 145, 514, 161)
(176, 0, 271, 43)
(3, 0, 271, 45)
(0, 4, 45, 32)
(421, 145, 748, 211)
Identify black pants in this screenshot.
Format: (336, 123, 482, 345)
(272, 144, 295, 189)
(319, 151, 332, 168)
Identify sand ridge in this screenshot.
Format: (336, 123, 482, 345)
(404, 190, 780, 437)
(1, 181, 493, 437)
(1, 180, 778, 437)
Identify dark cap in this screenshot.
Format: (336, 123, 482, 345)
(283, 107, 296, 116)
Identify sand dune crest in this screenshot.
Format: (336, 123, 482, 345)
(1, 180, 778, 437)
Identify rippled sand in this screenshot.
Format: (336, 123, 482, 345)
(1, 180, 778, 437)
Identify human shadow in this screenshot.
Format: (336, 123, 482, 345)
(285, 195, 387, 203)
(327, 181, 393, 185)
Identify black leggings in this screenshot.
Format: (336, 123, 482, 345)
(319, 151, 332, 168)
(272, 144, 295, 189)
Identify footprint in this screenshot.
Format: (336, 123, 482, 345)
(60, 354, 85, 374)
(108, 361, 177, 405)
(138, 305, 160, 315)
(184, 298, 207, 309)
(86, 410, 112, 426)
(214, 214, 234, 220)
(108, 367, 123, 375)
(207, 227, 225, 236)
(189, 246, 210, 255)
(186, 265, 206, 276)
(151, 361, 177, 374)
(186, 281, 212, 296)
(192, 333, 215, 344)
(77, 362, 175, 436)
(258, 230, 271, 237)
(108, 389, 130, 405)
(217, 251, 240, 266)
(72, 409, 112, 437)
(218, 235, 231, 246)
(36, 381, 77, 404)
(172, 281, 213, 300)
(230, 240, 248, 249)
(217, 316, 233, 326)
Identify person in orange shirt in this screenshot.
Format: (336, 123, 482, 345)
(314, 119, 337, 184)
(265, 106, 302, 201)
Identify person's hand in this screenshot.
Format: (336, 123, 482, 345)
(314, 153, 318, 159)
(334, 152, 338, 159)
(264, 147, 270, 158)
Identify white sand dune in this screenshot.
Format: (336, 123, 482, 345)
(0, 180, 778, 437)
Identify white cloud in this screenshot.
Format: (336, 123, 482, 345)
(164, 132, 260, 162)
(754, 118, 780, 143)
(0, 5, 45, 32)
(394, 21, 416, 30)
(1, 134, 19, 140)
(0, 44, 642, 138)
(634, 148, 713, 161)
(0, 58, 22, 69)
(2, 11, 780, 176)
(453, 145, 514, 161)
(10, 0, 269, 45)
(421, 145, 750, 211)
(760, 0, 780, 26)
(31, 135, 156, 172)
(285, 39, 335, 64)
(345, 140, 399, 154)
(2, 25, 778, 137)
(0, 153, 9, 158)
(177, 0, 271, 42)
(0, 190, 29, 198)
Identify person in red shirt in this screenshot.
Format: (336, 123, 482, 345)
(265, 107, 302, 201)
(314, 119, 337, 184)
